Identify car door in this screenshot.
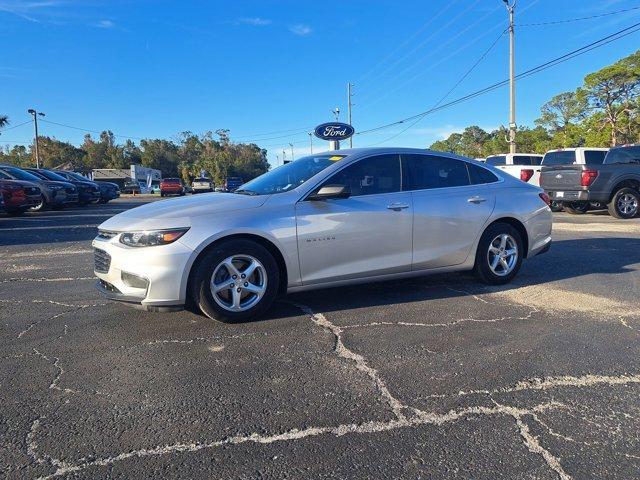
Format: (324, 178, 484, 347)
(404, 154, 497, 270)
(295, 153, 413, 285)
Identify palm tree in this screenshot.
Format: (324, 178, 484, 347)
(0, 115, 8, 129)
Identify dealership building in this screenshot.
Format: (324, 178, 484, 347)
(91, 165, 162, 188)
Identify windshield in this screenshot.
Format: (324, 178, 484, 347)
(33, 169, 69, 182)
(237, 154, 345, 195)
(0, 166, 43, 182)
(62, 171, 90, 182)
(542, 151, 576, 166)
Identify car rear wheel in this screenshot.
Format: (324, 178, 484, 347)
(608, 188, 640, 219)
(191, 239, 280, 322)
(473, 222, 523, 285)
(563, 202, 589, 215)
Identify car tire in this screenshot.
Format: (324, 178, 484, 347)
(550, 201, 563, 212)
(160, 192, 165, 197)
(563, 202, 589, 215)
(608, 188, 640, 219)
(29, 195, 47, 212)
(191, 239, 280, 323)
(473, 222, 523, 286)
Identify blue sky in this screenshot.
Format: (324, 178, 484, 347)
(1, 0, 640, 165)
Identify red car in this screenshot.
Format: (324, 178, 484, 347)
(0, 179, 42, 215)
(160, 178, 185, 197)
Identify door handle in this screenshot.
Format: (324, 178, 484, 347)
(387, 203, 409, 211)
(467, 196, 487, 204)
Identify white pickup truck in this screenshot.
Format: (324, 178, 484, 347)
(485, 153, 544, 186)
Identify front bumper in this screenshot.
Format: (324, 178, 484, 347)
(100, 190, 120, 201)
(92, 234, 192, 308)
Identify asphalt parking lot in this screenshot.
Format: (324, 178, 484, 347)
(2, 197, 639, 479)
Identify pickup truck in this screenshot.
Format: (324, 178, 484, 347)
(485, 153, 544, 185)
(540, 145, 640, 219)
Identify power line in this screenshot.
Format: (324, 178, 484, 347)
(2, 120, 32, 131)
(519, 5, 640, 26)
(366, 28, 507, 146)
(357, 20, 640, 140)
(39, 119, 146, 141)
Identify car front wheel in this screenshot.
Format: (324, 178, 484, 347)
(29, 195, 47, 212)
(473, 222, 523, 285)
(608, 188, 640, 219)
(191, 239, 280, 322)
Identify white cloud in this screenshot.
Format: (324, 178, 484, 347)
(95, 19, 115, 28)
(237, 17, 271, 26)
(289, 24, 312, 36)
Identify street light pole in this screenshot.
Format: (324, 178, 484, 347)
(347, 83, 354, 148)
(308, 132, 313, 154)
(289, 143, 294, 162)
(504, 0, 517, 154)
(28, 108, 45, 168)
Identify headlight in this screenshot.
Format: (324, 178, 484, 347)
(119, 228, 189, 247)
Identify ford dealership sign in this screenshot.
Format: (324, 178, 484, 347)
(314, 122, 355, 141)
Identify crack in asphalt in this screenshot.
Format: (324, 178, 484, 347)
(1, 276, 94, 284)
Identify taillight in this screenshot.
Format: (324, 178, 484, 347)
(539, 192, 551, 207)
(581, 169, 598, 187)
(520, 169, 534, 182)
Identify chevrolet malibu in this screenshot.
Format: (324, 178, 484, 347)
(94, 148, 552, 322)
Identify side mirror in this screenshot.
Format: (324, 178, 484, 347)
(308, 184, 351, 201)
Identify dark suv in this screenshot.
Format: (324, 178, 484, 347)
(22, 169, 80, 205)
(46, 170, 101, 205)
(53, 170, 118, 204)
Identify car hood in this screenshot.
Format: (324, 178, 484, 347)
(99, 192, 269, 231)
(43, 180, 75, 189)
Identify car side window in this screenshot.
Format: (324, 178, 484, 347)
(403, 154, 471, 190)
(585, 151, 606, 165)
(322, 154, 401, 196)
(467, 162, 499, 185)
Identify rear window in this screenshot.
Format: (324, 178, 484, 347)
(584, 150, 607, 165)
(512, 156, 533, 166)
(604, 146, 640, 164)
(542, 151, 576, 166)
(485, 155, 507, 166)
(467, 163, 499, 185)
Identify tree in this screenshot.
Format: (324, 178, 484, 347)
(0, 115, 8, 129)
(536, 92, 585, 132)
(36, 136, 85, 169)
(579, 50, 640, 146)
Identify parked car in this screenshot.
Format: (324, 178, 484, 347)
(21, 169, 80, 205)
(192, 177, 213, 193)
(46, 169, 101, 205)
(160, 178, 185, 197)
(0, 165, 73, 211)
(122, 179, 141, 194)
(0, 178, 42, 215)
(485, 154, 543, 185)
(224, 176, 243, 192)
(541, 144, 640, 219)
(94, 148, 552, 322)
(49, 170, 120, 204)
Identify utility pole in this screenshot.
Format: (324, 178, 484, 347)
(289, 143, 294, 162)
(282, 149, 287, 164)
(332, 107, 340, 121)
(308, 132, 313, 154)
(504, 0, 517, 154)
(347, 83, 354, 148)
(28, 108, 45, 168)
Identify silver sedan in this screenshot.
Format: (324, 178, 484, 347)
(94, 148, 552, 321)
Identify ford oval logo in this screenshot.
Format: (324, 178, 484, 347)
(314, 122, 355, 141)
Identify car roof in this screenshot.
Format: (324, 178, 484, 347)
(309, 147, 479, 162)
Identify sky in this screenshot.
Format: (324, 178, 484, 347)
(1, 0, 640, 166)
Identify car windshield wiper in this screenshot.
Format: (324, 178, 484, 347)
(234, 189, 259, 196)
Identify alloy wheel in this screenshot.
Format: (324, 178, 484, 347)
(210, 254, 267, 312)
(487, 234, 518, 277)
(618, 193, 639, 216)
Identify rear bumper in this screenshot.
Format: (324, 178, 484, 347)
(546, 190, 589, 202)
